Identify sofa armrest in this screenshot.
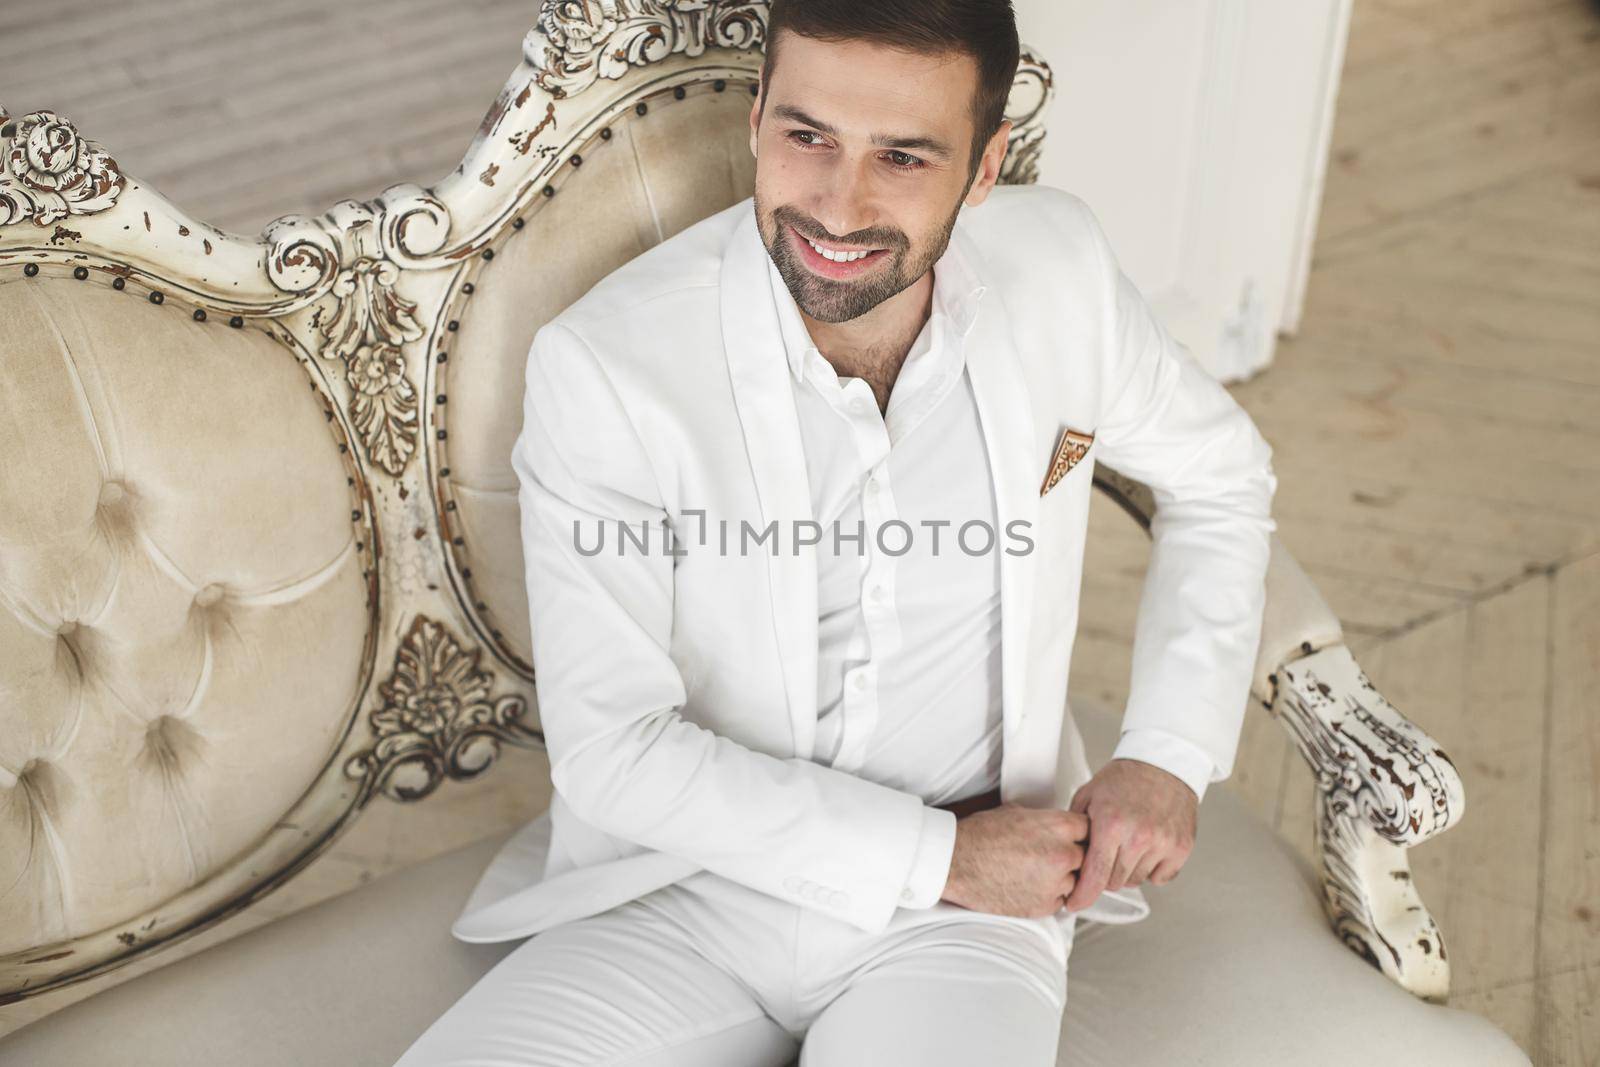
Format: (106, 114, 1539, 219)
(1271, 643, 1464, 1003)
(1093, 467, 1465, 1002)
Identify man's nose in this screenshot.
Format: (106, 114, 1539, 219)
(807, 159, 881, 245)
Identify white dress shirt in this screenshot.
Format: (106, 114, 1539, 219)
(765, 224, 1218, 912)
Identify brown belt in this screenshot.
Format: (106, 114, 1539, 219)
(934, 786, 1003, 820)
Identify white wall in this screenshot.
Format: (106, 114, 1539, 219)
(1010, 0, 1351, 379)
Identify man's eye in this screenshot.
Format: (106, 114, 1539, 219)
(885, 150, 925, 171)
(789, 130, 825, 147)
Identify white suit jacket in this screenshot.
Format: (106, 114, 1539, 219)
(450, 184, 1279, 943)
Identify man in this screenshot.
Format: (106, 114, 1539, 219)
(396, 0, 1277, 1063)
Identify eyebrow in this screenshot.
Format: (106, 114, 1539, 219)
(772, 103, 954, 163)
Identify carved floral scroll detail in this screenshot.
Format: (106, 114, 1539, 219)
(346, 615, 541, 803)
(264, 189, 449, 477)
(999, 49, 1054, 186)
(0, 108, 125, 227)
(1273, 644, 1465, 1002)
(318, 256, 423, 477)
(525, 0, 769, 98)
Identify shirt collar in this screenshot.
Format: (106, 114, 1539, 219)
(764, 218, 989, 384)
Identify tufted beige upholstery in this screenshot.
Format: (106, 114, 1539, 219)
(0, 3, 1515, 1057)
(440, 85, 757, 670)
(0, 277, 372, 953)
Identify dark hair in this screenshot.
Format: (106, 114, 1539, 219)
(759, 0, 1020, 176)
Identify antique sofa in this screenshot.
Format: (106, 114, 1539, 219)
(0, 4, 1531, 1064)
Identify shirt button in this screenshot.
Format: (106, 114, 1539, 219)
(900, 887, 914, 903)
(850, 395, 871, 414)
(851, 672, 868, 691)
(870, 584, 887, 602)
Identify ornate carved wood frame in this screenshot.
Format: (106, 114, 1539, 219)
(0, 0, 1459, 1005)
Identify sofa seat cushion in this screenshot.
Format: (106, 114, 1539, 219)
(0, 699, 1529, 1066)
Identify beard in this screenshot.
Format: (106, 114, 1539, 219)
(755, 191, 964, 325)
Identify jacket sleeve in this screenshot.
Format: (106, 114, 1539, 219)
(514, 319, 955, 934)
(1071, 198, 1280, 802)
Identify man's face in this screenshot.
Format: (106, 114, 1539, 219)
(749, 32, 1008, 325)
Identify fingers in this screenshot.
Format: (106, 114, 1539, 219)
(1063, 825, 1118, 912)
(1051, 818, 1086, 902)
(1055, 869, 1078, 905)
(1127, 852, 1161, 887)
(1107, 845, 1144, 892)
(1060, 809, 1090, 843)
(1148, 855, 1182, 886)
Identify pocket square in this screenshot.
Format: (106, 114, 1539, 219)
(1039, 426, 1096, 497)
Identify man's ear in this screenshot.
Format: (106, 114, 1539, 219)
(964, 119, 1014, 208)
(748, 85, 762, 159)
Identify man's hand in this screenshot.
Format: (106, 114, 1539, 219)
(1062, 758, 1197, 913)
(939, 804, 1089, 918)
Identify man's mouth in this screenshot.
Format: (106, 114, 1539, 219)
(788, 224, 891, 279)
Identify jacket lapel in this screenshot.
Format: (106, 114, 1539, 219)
(954, 244, 1041, 804)
(719, 207, 820, 761)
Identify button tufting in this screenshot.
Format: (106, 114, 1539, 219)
(194, 583, 225, 607)
(97, 481, 126, 507)
(12, 757, 52, 796)
(144, 714, 197, 769)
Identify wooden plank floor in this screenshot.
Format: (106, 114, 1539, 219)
(2, 0, 1597, 1059)
(1077, 2, 1600, 1061)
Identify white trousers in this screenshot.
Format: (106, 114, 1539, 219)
(394, 866, 1076, 1066)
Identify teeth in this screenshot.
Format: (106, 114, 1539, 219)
(806, 236, 874, 263)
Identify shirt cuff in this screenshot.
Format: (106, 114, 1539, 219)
(1110, 728, 1215, 803)
(898, 805, 958, 909)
